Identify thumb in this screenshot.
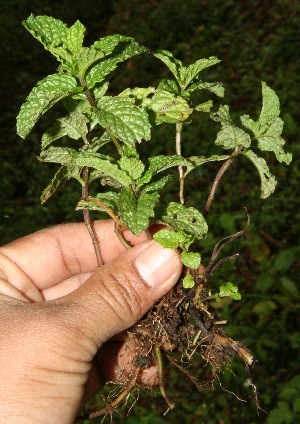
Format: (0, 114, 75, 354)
(61, 240, 182, 346)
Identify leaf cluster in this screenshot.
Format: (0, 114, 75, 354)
(16, 14, 292, 297)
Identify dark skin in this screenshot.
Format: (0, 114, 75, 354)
(0, 220, 182, 424)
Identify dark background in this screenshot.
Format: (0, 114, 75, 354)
(0, 1, 299, 423)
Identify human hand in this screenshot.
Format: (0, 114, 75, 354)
(0, 220, 182, 424)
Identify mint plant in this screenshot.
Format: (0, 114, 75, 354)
(17, 15, 292, 420)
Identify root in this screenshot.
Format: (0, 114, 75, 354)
(82, 216, 256, 420)
(154, 343, 175, 414)
(88, 368, 140, 420)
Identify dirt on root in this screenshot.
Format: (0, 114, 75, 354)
(81, 215, 258, 421)
(83, 275, 254, 421)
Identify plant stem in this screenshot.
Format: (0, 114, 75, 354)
(78, 77, 97, 107)
(110, 133, 122, 155)
(176, 123, 185, 204)
(79, 77, 122, 155)
(85, 197, 124, 227)
(204, 145, 244, 213)
(76, 77, 103, 266)
(82, 168, 103, 267)
(84, 197, 132, 249)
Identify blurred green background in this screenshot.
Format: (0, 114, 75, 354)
(0, 1, 299, 423)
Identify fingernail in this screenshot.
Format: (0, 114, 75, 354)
(134, 241, 179, 288)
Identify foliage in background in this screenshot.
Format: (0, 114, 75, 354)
(0, 1, 299, 423)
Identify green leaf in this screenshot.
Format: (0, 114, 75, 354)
(74, 152, 133, 186)
(75, 47, 106, 79)
(185, 154, 230, 176)
(65, 20, 85, 53)
(87, 132, 111, 154)
(243, 150, 277, 198)
(154, 50, 182, 82)
(22, 15, 81, 70)
(137, 155, 192, 186)
(274, 248, 297, 272)
(41, 112, 89, 148)
(118, 188, 159, 235)
(93, 82, 110, 101)
(63, 96, 90, 114)
(252, 300, 277, 316)
(154, 52, 221, 95)
(240, 83, 292, 165)
(162, 202, 208, 239)
(218, 282, 241, 301)
(90, 173, 123, 189)
(39, 147, 132, 187)
(119, 87, 156, 104)
(185, 81, 224, 97)
(40, 165, 83, 203)
(39, 146, 78, 163)
(180, 251, 201, 269)
(183, 274, 195, 289)
(157, 79, 180, 95)
(148, 155, 192, 174)
(119, 156, 145, 180)
(23, 15, 68, 58)
(93, 34, 146, 56)
(153, 229, 193, 250)
(179, 56, 221, 88)
(97, 96, 151, 145)
(17, 74, 79, 138)
(153, 228, 181, 249)
(140, 176, 170, 194)
(154, 229, 195, 251)
(215, 124, 251, 150)
(280, 277, 300, 301)
(194, 100, 213, 113)
(147, 89, 192, 124)
(177, 231, 196, 251)
(85, 35, 148, 88)
(212, 105, 251, 150)
(23, 14, 68, 46)
(214, 293, 221, 303)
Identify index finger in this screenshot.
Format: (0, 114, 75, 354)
(0, 220, 148, 290)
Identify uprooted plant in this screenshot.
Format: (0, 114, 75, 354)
(16, 15, 292, 421)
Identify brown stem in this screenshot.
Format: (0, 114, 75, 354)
(77, 79, 103, 267)
(82, 168, 103, 267)
(176, 123, 185, 205)
(79, 77, 97, 107)
(84, 197, 124, 228)
(204, 145, 244, 214)
(114, 223, 131, 250)
(79, 77, 122, 156)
